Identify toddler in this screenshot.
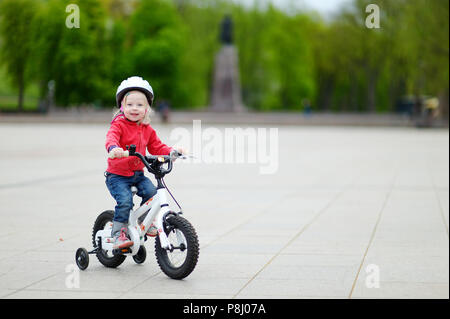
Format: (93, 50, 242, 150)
(105, 76, 183, 249)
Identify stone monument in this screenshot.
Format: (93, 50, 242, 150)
(210, 16, 245, 112)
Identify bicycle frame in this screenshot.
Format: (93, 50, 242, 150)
(95, 184, 174, 256)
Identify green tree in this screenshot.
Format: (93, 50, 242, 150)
(32, 0, 110, 107)
(176, 0, 224, 108)
(0, 0, 38, 111)
(233, 4, 316, 110)
(401, 0, 449, 117)
(127, 0, 186, 107)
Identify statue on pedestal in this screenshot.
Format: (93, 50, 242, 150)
(210, 15, 245, 112)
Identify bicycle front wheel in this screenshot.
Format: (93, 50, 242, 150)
(155, 215, 199, 279)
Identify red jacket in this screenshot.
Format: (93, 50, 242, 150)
(105, 115, 173, 176)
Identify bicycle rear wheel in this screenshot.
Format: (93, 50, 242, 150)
(92, 210, 126, 268)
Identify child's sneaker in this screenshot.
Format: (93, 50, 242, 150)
(146, 224, 158, 237)
(113, 227, 134, 249)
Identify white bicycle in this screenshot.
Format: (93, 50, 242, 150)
(75, 144, 199, 280)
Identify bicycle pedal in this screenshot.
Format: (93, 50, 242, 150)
(112, 247, 131, 255)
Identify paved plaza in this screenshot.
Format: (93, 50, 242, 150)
(0, 121, 448, 299)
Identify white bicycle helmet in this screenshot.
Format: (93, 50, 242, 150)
(116, 76, 154, 108)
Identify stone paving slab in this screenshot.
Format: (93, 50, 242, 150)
(0, 123, 448, 299)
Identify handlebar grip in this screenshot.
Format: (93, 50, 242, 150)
(170, 149, 184, 158)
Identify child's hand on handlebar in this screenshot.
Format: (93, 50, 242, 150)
(170, 147, 187, 161)
(109, 147, 129, 159)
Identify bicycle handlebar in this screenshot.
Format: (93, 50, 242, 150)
(125, 144, 182, 177)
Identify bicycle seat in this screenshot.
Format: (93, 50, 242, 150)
(131, 186, 138, 196)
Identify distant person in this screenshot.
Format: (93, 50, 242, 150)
(302, 98, 312, 116)
(105, 76, 185, 249)
(413, 96, 423, 119)
(157, 99, 171, 123)
(415, 96, 440, 128)
(424, 97, 440, 126)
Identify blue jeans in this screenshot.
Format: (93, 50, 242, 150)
(105, 171, 157, 224)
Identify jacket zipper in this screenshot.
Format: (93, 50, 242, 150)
(136, 126, 142, 167)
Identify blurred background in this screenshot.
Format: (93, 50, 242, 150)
(0, 1, 448, 299)
(0, 0, 448, 126)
